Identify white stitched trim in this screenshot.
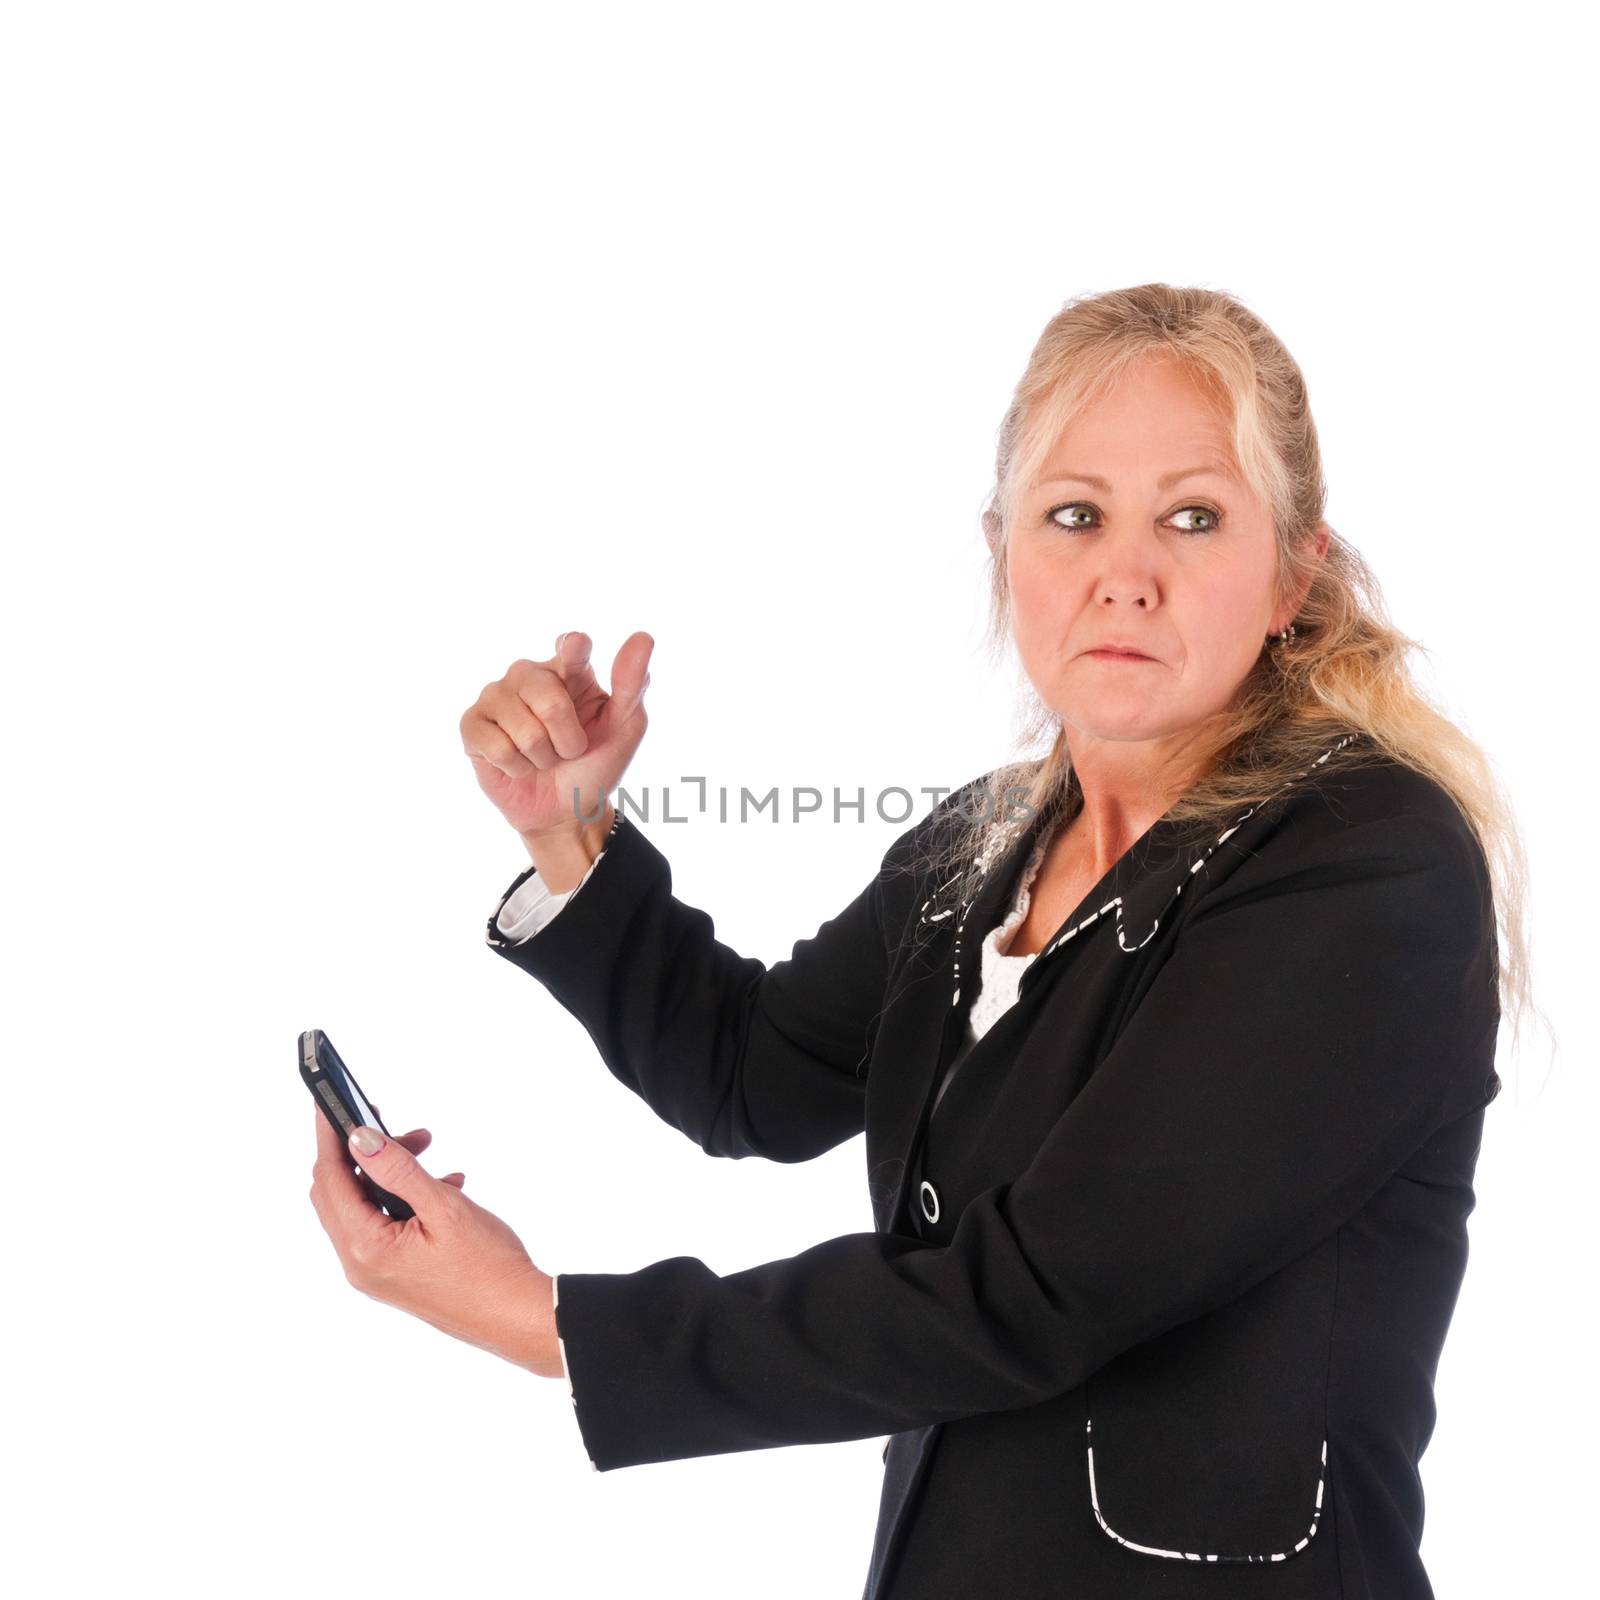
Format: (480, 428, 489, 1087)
(915, 734, 1360, 993)
(1086, 1417, 1327, 1563)
(1042, 733, 1359, 962)
(917, 867, 969, 928)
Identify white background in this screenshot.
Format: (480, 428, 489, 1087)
(4, 3, 1592, 1596)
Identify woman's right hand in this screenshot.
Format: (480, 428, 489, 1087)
(460, 631, 654, 839)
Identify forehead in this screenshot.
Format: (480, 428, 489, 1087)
(1024, 361, 1241, 495)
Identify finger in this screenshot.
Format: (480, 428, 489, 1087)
(441, 1172, 465, 1189)
(462, 707, 541, 780)
(393, 1129, 433, 1155)
(343, 1124, 440, 1223)
(486, 681, 562, 770)
(607, 630, 654, 720)
(514, 672, 588, 763)
(552, 631, 599, 698)
(370, 1106, 439, 1161)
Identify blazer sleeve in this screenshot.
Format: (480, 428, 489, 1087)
(543, 810, 1503, 1471)
(485, 806, 935, 1164)
(491, 848, 607, 943)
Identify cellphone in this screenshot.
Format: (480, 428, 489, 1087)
(300, 1028, 415, 1221)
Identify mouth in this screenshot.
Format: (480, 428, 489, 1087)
(1084, 648, 1157, 662)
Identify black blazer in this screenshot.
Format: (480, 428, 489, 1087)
(485, 731, 1502, 1600)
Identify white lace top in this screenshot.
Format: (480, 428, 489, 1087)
(930, 816, 1058, 1113)
(968, 822, 1056, 1038)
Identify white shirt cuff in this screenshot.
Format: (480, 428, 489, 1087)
(494, 849, 606, 943)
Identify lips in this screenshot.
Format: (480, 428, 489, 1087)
(1085, 647, 1155, 661)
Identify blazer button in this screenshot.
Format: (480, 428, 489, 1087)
(919, 1179, 941, 1225)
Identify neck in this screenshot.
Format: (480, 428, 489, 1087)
(1060, 727, 1209, 877)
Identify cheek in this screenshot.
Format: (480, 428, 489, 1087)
(1005, 540, 1059, 628)
(1006, 585, 1060, 655)
(1181, 570, 1273, 670)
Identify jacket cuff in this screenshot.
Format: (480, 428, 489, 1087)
(483, 809, 658, 982)
(551, 1274, 598, 1473)
(484, 806, 627, 952)
(494, 855, 605, 942)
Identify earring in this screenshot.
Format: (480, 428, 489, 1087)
(1270, 622, 1298, 644)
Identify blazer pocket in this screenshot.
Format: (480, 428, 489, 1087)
(1082, 1238, 1337, 1565)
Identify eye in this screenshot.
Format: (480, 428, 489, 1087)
(1169, 503, 1222, 535)
(1044, 501, 1224, 536)
(1048, 502, 1099, 531)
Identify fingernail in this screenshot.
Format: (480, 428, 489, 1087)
(350, 1126, 385, 1156)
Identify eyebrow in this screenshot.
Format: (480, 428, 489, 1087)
(1033, 463, 1239, 492)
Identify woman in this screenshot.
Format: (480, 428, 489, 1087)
(310, 284, 1532, 1599)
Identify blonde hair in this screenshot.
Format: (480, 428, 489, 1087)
(921, 282, 1547, 1075)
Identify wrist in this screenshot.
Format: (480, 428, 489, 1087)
(519, 801, 615, 891)
(501, 1266, 564, 1380)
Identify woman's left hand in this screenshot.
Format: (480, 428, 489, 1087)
(309, 1104, 561, 1379)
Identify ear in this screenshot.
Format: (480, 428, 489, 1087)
(1281, 521, 1331, 624)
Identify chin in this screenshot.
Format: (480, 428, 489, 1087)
(1053, 695, 1186, 744)
(1060, 713, 1166, 743)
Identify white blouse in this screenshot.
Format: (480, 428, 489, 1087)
(970, 820, 1054, 1036)
(491, 816, 1058, 1469)
(930, 819, 1055, 1115)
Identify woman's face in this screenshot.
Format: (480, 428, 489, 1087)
(1006, 354, 1300, 751)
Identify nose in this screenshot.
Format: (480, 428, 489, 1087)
(1096, 582, 1153, 612)
(1090, 538, 1160, 611)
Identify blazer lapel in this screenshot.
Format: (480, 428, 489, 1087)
(882, 731, 1363, 1232)
(879, 801, 1059, 1231)
(1021, 729, 1365, 980)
